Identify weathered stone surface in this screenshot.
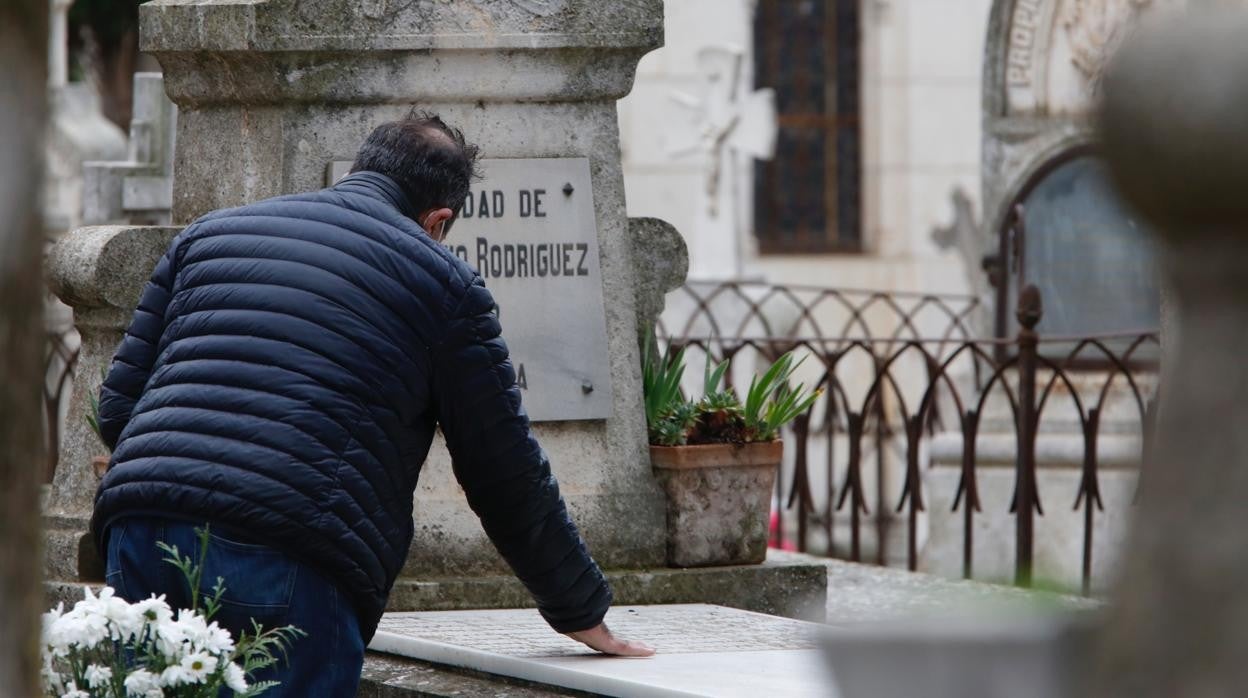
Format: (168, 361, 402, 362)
(388, 555, 828, 624)
(811, 553, 1099, 625)
(629, 216, 688, 347)
(44, 225, 180, 524)
(42, 527, 104, 584)
(136, 0, 663, 223)
(359, 652, 580, 698)
(1087, 7, 1248, 697)
(365, 581, 1093, 697)
(651, 442, 781, 567)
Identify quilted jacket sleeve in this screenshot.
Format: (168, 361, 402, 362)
(432, 277, 612, 633)
(97, 238, 179, 451)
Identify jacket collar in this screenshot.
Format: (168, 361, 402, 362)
(333, 171, 421, 223)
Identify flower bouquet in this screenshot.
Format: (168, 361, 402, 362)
(41, 527, 304, 697)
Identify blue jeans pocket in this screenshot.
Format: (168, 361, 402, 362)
(105, 525, 129, 600)
(200, 531, 297, 612)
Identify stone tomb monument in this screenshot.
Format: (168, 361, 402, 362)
(44, 0, 826, 620)
(981, 0, 1174, 336)
(922, 0, 1171, 592)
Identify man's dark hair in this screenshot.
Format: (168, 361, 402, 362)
(351, 110, 481, 229)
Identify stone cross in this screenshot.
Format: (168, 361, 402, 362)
(667, 45, 777, 219)
(1089, 6, 1248, 695)
(666, 43, 776, 279)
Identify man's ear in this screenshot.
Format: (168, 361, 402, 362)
(419, 207, 455, 241)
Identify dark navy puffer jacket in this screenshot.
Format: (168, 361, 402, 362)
(91, 172, 612, 641)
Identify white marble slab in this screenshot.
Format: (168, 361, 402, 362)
(368, 604, 839, 697)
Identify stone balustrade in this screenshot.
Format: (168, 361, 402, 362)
(43, 225, 178, 584)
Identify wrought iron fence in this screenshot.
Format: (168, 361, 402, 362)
(657, 279, 1159, 595)
(40, 268, 1159, 594)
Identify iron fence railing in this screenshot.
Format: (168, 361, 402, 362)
(658, 279, 1159, 595)
(40, 270, 1159, 594)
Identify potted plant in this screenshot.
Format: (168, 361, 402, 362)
(643, 340, 821, 567)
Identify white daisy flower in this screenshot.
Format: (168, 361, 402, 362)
(124, 668, 161, 696)
(85, 663, 114, 689)
(179, 650, 219, 684)
(159, 663, 192, 687)
(224, 662, 249, 693)
(132, 595, 174, 627)
(198, 620, 235, 655)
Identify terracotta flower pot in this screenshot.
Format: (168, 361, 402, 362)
(92, 455, 110, 479)
(650, 440, 783, 567)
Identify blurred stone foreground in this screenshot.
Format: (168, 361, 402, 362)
(11, 1, 1248, 698)
(1, 0, 51, 695)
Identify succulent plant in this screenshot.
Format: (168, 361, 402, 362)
(689, 390, 746, 444)
(642, 339, 821, 446)
(651, 401, 698, 446)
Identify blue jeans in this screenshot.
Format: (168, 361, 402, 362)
(105, 517, 365, 697)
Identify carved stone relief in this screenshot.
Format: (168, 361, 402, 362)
(1004, 0, 1183, 115)
(1062, 0, 1153, 86)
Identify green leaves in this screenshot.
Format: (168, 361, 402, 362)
(642, 334, 688, 434)
(641, 338, 822, 446)
(742, 352, 823, 442)
(703, 357, 729, 396)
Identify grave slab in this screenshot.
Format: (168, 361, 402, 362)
(368, 605, 836, 698)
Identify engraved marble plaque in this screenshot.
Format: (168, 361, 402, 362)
(329, 157, 613, 421)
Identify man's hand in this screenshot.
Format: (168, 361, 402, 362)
(566, 623, 655, 657)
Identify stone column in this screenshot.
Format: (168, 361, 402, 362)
(47, 0, 70, 89)
(44, 225, 178, 587)
(131, 0, 670, 574)
(1090, 8, 1248, 695)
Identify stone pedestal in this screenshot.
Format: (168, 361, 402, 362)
(43, 225, 179, 583)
